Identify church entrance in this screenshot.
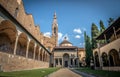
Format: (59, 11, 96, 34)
(63, 53, 69, 67)
(65, 61, 68, 67)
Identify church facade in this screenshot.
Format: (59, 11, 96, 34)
(53, 37, 79, 67)
(50, 11, 85, 68)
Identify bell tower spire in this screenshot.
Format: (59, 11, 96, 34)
(52, 12, 58, 46)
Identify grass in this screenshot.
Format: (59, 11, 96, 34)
(76, 67, 120, 77)
(0, 68, 60, 77)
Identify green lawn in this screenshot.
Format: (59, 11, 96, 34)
(76, 67, 120, 77)
(0, 68, 59, 77)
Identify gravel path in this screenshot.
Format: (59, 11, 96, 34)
(47, 68, 82, 77)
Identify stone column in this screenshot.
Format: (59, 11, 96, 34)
(42, 50, 44, 61)
(62, 57, 64, 67)
(44, 52, 47, 62)
(58, 58, 59, 66)
(26, 39, 30, 58)
(73, 59, 75, 67)
(13, 31, 21, 55)
(97, 43, 102, 69)
(33, 44, 36, 59)
(93, 56, 96, 68)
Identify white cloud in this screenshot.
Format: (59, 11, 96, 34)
(75, 35, 81, 39)
(73, 28, 82, 34)
(43, 32, 51, 38)
(58, 32, 63, 41)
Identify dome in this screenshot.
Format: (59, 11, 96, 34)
(60, 37, 72, 46)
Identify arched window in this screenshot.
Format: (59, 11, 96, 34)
(54, 27, 56, 35)
(14, 7, 19, 17)
(94, 52, 100, 67)
(102, 52, 108, 66)
(109, 49, 120, 66)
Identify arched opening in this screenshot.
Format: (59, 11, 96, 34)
(0, 20, 17, 54)
(109, 49, 120, 66)
(101, 52, 109, 66)
(40, 48, 43, 61)
(28, 40, 34, 59)
(54, 27, 56, 35)
(63, 53, 69, 67)
(43, 51, 45, 61)
(35, 45, 39, 60)
(16, 33, 27, 57)
(94, 52, 100, 67)
(74, 58, 78, 66)
(14, 7, 19, 17)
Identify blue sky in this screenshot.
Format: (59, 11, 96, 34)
(23, 0, 120, 47)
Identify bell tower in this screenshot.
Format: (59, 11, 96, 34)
(52, 12, 58, 46)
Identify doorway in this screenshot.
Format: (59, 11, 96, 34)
(65, 61, 68, 67)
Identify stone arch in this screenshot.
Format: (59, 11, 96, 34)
(16, 32, 28, 57)
(63, 53, 69, 67)
(94, 51, 100, 67)
(35, 45, 39, 60)
(101, 52, 109, 66)
(28, 40, 35, 59)
(0, 20, 17, 54)
(109, 49, 120, 66)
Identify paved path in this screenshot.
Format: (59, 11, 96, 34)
(47, 68, 82, 77)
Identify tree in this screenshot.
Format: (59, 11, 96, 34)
(100, 20, 105, 33)
(108, 18, 114, 26)
(91, 23, 99, 49)
(99, 20, 106, 44)
(84, 31, 92, 66)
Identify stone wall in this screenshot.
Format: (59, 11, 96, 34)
(0, 0, 56, 52)
(0, 52, 49, 72)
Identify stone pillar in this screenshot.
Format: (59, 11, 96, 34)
(58, 58, 59, 66)
(13, 31, 21, 55)
(33, 44, 36, 59)
(62, 57, 64, 67)
(26, 39, 30, 58)
(42, 50, 44, 61)
(97, 43, 102, 69)
(93, 56, 96, 68)
(72, 58, 75, 67)
(44, 52, 46, 62)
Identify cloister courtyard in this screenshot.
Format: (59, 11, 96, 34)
(0, 0, 120, 77)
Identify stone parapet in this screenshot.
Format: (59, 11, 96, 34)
(0, 52, 49, 72)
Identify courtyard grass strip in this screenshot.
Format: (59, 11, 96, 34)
(0, 68, 60, 77)
(76, 67, 120, 77)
